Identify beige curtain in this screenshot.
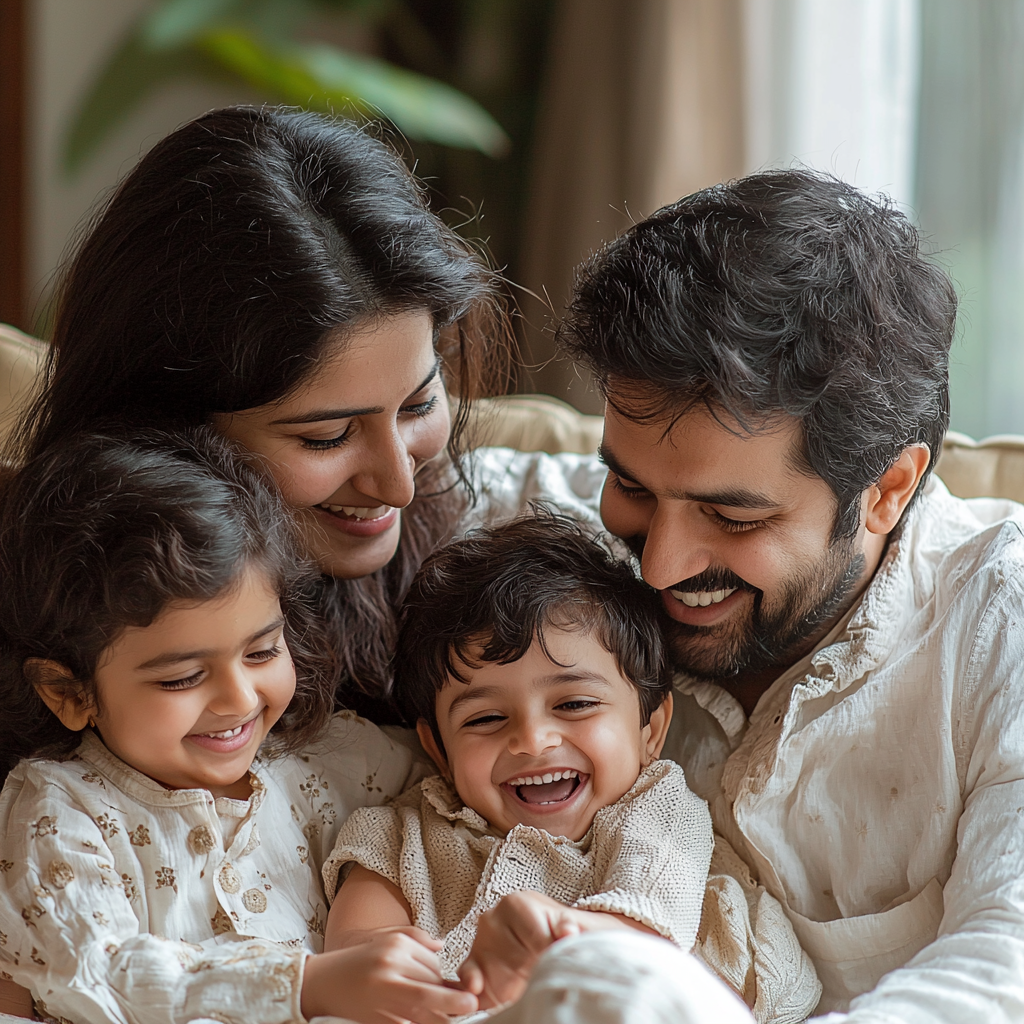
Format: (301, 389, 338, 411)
(518, 0, 745, 411)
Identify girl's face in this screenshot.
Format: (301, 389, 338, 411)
(214, 310, 452, 579)
(88, 569, 296, 799)
(418, 626, 672, 841)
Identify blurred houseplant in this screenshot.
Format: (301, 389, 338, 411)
(64, 0, 555, 351)
(63, 0, 512, 175)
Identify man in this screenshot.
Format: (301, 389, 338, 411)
(556, 170, 1024, 1021)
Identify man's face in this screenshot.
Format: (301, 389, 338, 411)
(599, 401, 870, 681)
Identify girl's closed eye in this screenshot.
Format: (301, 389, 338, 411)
(247, 643, 283, 663)
(158, 671, 204, 691)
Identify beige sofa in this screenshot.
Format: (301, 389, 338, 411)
(2, 323, 1024, 504)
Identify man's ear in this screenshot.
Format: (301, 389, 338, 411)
(864, 444, 931, 536)
(643, 691, 673, 763)
(415, 719, 451, 780)
(25, 659, 94, 731)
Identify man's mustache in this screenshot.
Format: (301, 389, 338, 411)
(623, 535, 757, 596)
(667, 567, 757, 595)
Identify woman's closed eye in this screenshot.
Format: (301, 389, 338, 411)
(401, 394, 440, 418)
(299, 425, 353, 452)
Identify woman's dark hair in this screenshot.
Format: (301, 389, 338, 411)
(0, 428, 335, 781)
(558, 169, 957, 539)
(14, 106, 510, 712)
(392, 510, 671, 746)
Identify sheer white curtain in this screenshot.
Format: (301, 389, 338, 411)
(914, 0, 1024, 438)
(744, 0, 1024, 439)
(743, 0, 919, 206)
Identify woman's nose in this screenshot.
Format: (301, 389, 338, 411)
(350, 424, 416, 509)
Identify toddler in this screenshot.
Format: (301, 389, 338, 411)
(0, 430, 476, 1024)
(323, 513, 822, 1023)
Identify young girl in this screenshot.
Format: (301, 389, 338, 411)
(0, 429, 479, 1024)
(323, 514, 822, 1024)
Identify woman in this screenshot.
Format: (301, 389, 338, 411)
(0, 105, 608, 1021)
(13, 105, 541, 717)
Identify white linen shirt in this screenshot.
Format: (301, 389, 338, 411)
(0, 714, 416, 1024)
(477, 450, 1024, 1022)
(663, 478, 1024, 1022)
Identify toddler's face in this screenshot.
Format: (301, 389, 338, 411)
(418, 626, 671, 841)
(89, 568, 296, 798)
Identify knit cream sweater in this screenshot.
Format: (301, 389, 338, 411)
(324, 760, 820, 1024)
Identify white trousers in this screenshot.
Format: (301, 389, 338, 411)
(483, 932, 755, 1024)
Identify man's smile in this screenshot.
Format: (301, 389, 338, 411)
(661, 586, 749, 627)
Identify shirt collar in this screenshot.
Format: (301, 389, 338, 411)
(74, 728, 267, 810)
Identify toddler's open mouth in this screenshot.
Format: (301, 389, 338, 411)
(503, 769, 586, 806)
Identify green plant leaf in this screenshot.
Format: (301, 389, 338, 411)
(141, 0, 242, 49)
(198, 28, 510, 156)
(62, 30, 227, 175)
(197, 29, 347, 108)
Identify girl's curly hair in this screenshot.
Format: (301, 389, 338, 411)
(0, 427, 335, 782)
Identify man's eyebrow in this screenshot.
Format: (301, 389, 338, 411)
(599, 443, 779, 509)
(445, 671, 613, 719)
(269, 359, 441, 426)
(136, 618, 285, 671)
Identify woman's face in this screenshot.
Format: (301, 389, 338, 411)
(214, 310, 451, 579)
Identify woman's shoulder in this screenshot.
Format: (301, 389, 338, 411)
(462, 446, 606, 531)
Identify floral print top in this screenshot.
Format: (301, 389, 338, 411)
(0, 714, 416, 1024)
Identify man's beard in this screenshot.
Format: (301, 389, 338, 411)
(630, 535, 866, 681)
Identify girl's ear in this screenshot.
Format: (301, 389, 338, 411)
(415, 719, 451, 780)
(25, 659, 95, 731)
(642, 691, 674, 763)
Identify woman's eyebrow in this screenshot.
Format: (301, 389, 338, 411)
(269, 359, 441, 426)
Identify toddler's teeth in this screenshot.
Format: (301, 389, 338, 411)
(542, 773, 553, 784)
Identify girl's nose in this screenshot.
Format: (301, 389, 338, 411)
(207, 665, 260, 720)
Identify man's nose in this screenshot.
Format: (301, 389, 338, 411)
(640, 507, 714, 591)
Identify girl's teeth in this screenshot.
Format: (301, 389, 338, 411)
(204, 725, 243, 740)
(668, 586, 738, 608)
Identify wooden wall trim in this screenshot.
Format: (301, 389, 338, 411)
(0, 0, 26, 330)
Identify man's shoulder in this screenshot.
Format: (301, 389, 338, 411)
(902, 482, 1024, 593)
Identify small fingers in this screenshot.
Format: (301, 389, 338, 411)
(400, 981, 478, 1023)
(457, 957, 485, 995)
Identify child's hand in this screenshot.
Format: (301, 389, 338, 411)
(458, 891, 583, 1008)
(301, 926, 478, 1024)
